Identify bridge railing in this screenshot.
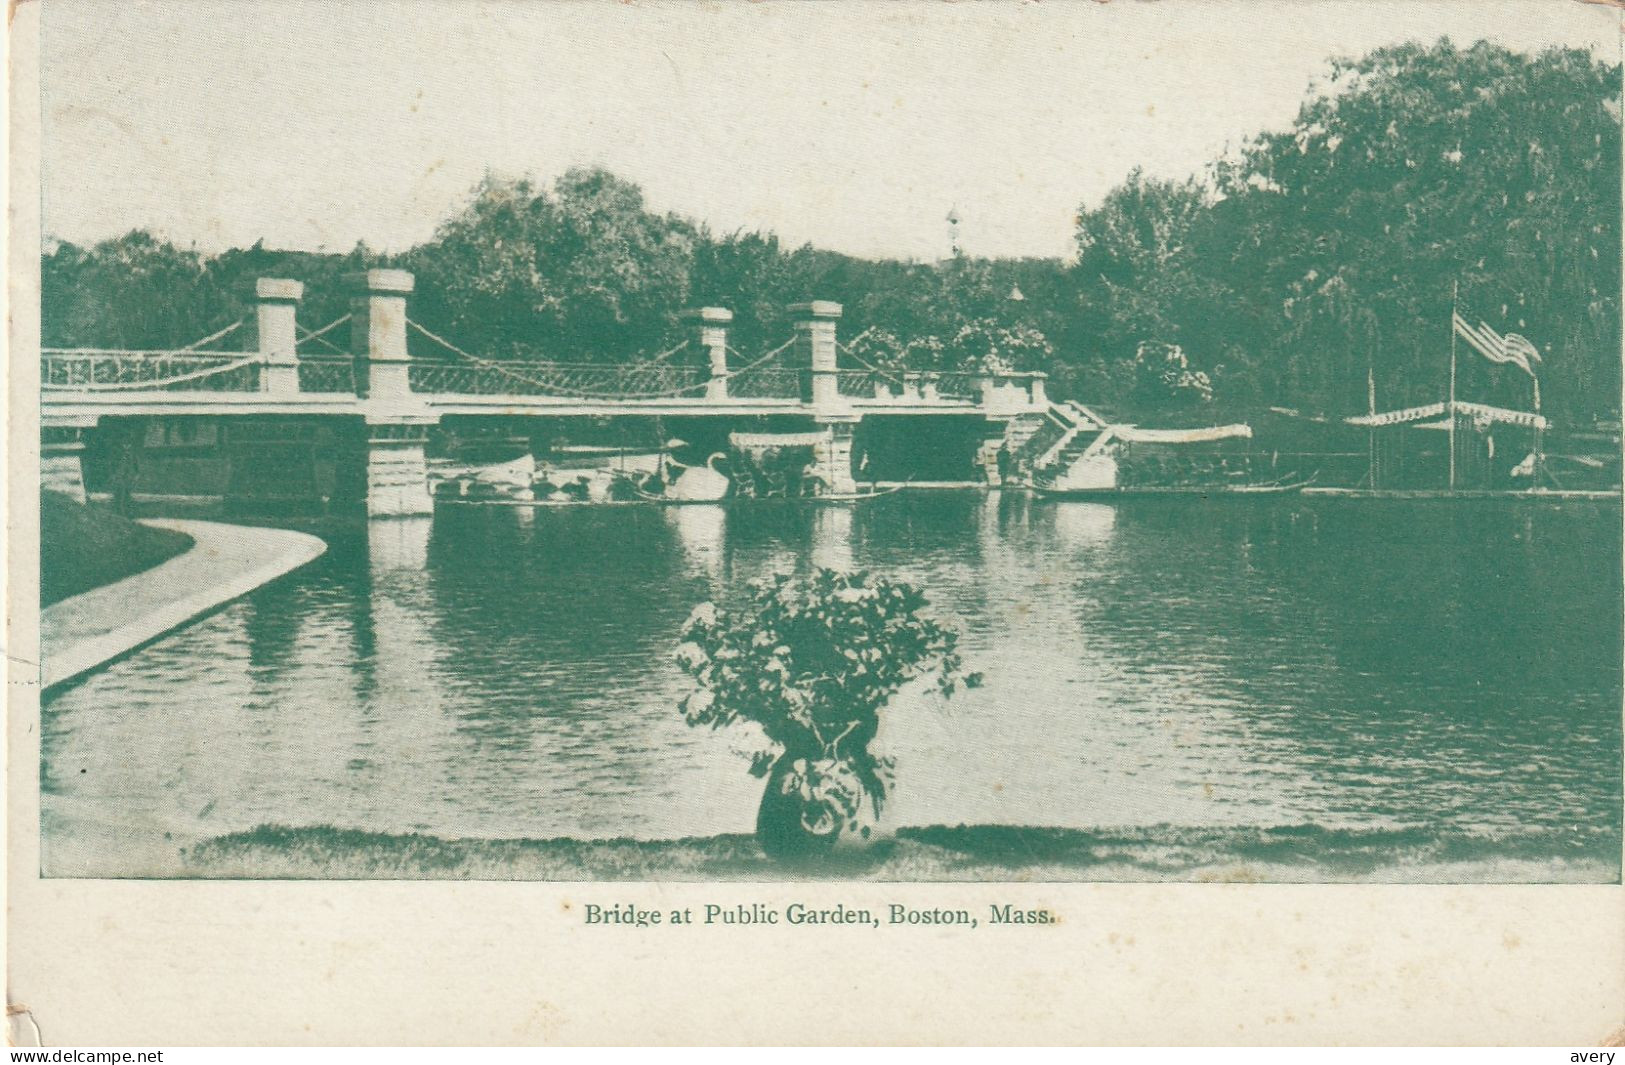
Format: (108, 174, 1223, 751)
(982, 371, 1048, 412)
(832, 368, 1047, 407)
(837, 369, 895, 398)
(41, 349, 1049, 410)
(406, 359, 710, 399)
(727, 367, 803, 399)
(926, 372, 978, 401)
(295, 358, 358, 394)
(834, 370, 980, 403)
(42, 350, 263, 392)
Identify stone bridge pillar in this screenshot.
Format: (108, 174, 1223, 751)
(686, 307, 733, 401)
(350, 269, 415, 402)
(41, 425, 89, 503)
(790, 301, 857, 491)
(812, 420, 860, 495)
(790, 301, 843, 414)
(350, 270, 434, 517)
(363, 419, 435, 518)
(255, 278, 303, 395)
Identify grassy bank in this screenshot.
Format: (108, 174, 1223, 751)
(41, 491, 194, 606)
(171, 823, 1619, 883)
(181, 823, 1141, 881)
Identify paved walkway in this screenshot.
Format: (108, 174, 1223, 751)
(42, 519, 327, 691)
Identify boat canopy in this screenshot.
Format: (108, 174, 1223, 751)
(728, 431, 829, 449)
(1346, 401, 1548, 431)
(553, 444, 670, 457)
(1114, 423, 1253, 444)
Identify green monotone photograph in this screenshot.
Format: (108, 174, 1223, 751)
(32, 0, 1622, 886)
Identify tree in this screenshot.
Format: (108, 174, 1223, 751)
(542, 168, 697, 358)
(1211, 40, 1621, 420)
(408, 169, 696, 361)
(948, 318, 1054, 375)
(1062, 42, 1621, 424)
(1069, 171, 1230, 411)
(41, 231, 235, 350)
(1131, 341, 1213, 408)
(688, 230, 828, 358)
(206, 240, 376, 351)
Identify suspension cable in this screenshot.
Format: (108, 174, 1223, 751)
(835, 329, 907, 385)
(723, 336, 797, 374)
(297, 314, 353, 355)
(175, 317, 247, 353)
(642, 339, 690, 365)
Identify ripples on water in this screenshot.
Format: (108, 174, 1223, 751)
(41, 493, 1623, 880)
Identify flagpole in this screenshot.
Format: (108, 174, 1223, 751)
(1448, 281, 1458, 492)
(1367, 362, 1377, 488)
(1533, 373, 1543, 489)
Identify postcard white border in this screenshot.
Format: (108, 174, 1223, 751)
(7, 0, 1623, 1045)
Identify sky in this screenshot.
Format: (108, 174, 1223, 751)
(38, 0, 1621, 263)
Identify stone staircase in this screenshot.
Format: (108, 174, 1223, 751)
(1000, 411, 1051, 458)
(993, 401, 1115, 486)
(1030, 403, 1110, 474)
(1047, 424, 1103, 470)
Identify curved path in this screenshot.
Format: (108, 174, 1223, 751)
(41, 519, 327, 693)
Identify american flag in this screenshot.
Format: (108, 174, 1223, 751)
(1452, 312, 1543, 378)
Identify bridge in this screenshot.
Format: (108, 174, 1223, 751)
(41, 270, 1050, 516)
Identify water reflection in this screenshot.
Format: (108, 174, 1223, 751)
(667, 505, 728, 580)
(811, 505, 854, 571)
(1048, 500, 1117, 549)
(371, 517, 432, 572)
(39, 493, 1623, 876)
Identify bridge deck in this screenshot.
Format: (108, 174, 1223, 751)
(41, 391, 999, 426)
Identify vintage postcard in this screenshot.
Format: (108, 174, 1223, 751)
(8, 0, 1624, 1046)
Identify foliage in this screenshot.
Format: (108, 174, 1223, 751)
(1072, 40, 1621, 422)
(674, 570, 978, 813)
(1131, 341, 1213, 407)
(687, 230, 832, 357)
(950, 318, 1054, 375)
(41, 231, 374, 352)
(1074, 172, 1211, 355)
(42, 232, 231, 350)
(844, 327, 944, 376)
(407, 169, 696, 361)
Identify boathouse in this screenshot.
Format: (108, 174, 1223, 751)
(1346, 400, 1548, 491)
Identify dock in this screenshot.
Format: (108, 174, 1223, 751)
(1301, 487, 1621, 502)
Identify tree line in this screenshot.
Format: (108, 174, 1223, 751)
(41, 40, 1620, 425)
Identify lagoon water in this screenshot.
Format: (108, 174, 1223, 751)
(41, 492, 1623, 880)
